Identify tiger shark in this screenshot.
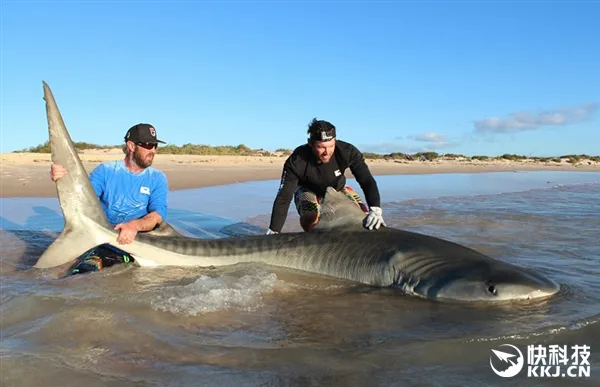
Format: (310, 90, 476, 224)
(33, 81, 561, 303)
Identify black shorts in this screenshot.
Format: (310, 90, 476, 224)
(293, 185, 369, 216)
(70, 244, 134, 275)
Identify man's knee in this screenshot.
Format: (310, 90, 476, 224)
(294, 187, 320, 214)
(300, 212, 319, 232)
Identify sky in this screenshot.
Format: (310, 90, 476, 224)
(1, 0, 599, 157)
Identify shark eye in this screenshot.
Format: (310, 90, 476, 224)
(488, 285, 498, 296)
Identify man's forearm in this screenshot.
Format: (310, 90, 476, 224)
(131, 211, 162, 232)
(361, 179, 381, 208)
(269, 194, 292, 233)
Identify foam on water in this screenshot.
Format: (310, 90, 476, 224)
(465, 316, 600, 344)
(149, 268, 284, 316)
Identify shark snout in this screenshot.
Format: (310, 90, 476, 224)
(495, 274, 561, 301)
(427, 266, 561, 302)
(483, 268, 561, 302)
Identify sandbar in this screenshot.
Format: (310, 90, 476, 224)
(1, 149, 599, 198)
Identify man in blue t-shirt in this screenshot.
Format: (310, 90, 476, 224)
(50, 123, 169, 273)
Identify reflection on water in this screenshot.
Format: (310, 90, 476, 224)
(1, 171, 600, 386)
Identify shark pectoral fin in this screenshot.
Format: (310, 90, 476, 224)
(34, 227, 104, 269)
(146, 221, 186, 237)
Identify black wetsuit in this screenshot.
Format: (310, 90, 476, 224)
(268, 140, 381, 233)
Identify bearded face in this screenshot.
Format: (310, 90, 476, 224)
(131, 143, 156, 168)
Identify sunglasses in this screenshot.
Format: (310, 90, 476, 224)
(136, 142, 158, 150)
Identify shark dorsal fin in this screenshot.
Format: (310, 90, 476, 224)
(312, 187, 368, 232)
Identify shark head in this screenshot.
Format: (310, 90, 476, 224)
(417, 259, 561, 302)
(311, 187, 369, 232)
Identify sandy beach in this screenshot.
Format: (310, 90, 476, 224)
(1, 149, 599, 198)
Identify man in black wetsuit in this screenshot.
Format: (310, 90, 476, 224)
(267, 118, 386, 233)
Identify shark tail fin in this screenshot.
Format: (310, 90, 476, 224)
(34, 81, 114, 269)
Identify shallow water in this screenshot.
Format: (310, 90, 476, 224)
(1, 171, 599, 386)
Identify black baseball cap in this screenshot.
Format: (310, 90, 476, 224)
(124, 123, 166, 144)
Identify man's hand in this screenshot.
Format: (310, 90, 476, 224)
(364, 206, 386, 230)
(113, 212, 163, 244)
(114, 221, 139, 244)
(50, 164, 67, 181)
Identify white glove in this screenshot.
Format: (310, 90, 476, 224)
(266, 229, 278, 235)
(364, 206, 386, 230)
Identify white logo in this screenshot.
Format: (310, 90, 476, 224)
(321, 131, 333, 141)
(140, 186, 150, 195)
(490, 344, 524, 377)
(149, 127, 156, 137)
(277, 171, 286, 193)
(490, 344, 591, 378)
(334, 169, 341, 177)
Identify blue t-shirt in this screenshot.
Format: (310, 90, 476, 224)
(88, 160, 168, 226)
